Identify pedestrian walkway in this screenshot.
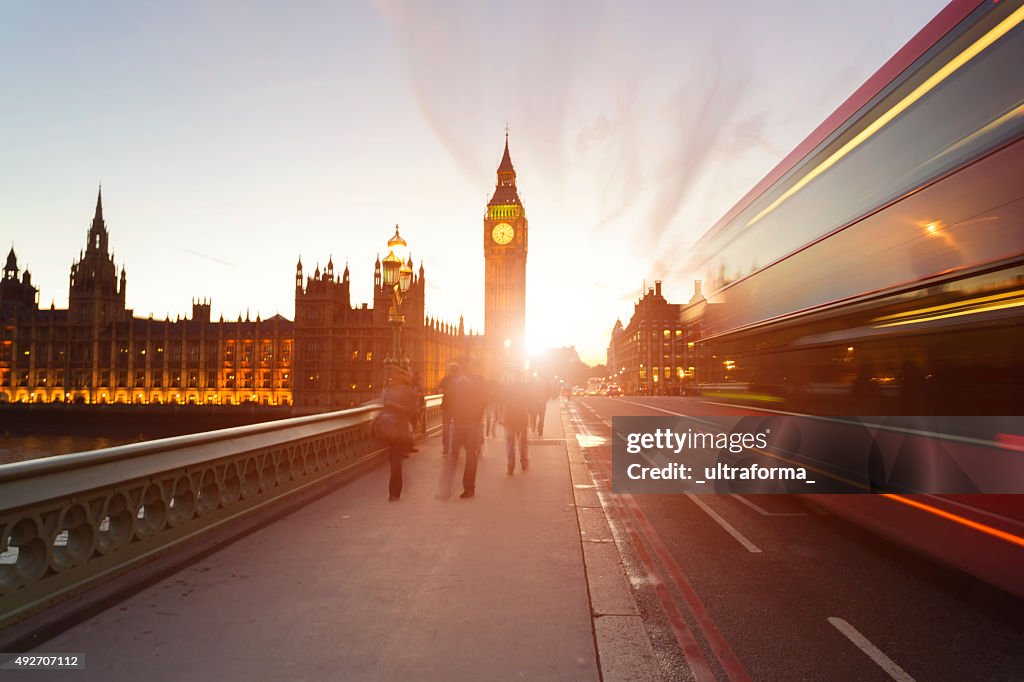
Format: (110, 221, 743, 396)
(25, 401, 601, 681)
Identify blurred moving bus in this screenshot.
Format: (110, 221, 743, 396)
(684, 0, 1024, 596)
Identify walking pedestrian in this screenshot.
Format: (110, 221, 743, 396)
(438, 363, 460, 455)
(437, 357, 487, 499)
(529, 376, 548, 437)
(376, 368, 418, 501)
(499, 374, 530, 475)
(482, 378, 500, 439)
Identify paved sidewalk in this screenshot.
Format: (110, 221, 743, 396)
(22, 401, 600, 681)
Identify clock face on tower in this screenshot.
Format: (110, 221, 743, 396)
(491, 222, 514, 245)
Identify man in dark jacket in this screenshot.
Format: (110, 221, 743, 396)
(436, 358, 486, 499)
(380, 368, 418, 501)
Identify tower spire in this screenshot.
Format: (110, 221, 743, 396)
(86, 184, 110, 254)
(498, 129, 514, 174)
(489, 131, 521, 207)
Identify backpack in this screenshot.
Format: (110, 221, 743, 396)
(372, 407, 403, 442)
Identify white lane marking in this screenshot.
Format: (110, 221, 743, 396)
(684, 493, 762, 553)
(615, 399, 719, 427)
(582, 399, 765, 553)
(730, 494, 805, 516)
(828, 617, 915, 682)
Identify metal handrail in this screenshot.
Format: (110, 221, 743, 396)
(0, 396, 441, 483)
(0, 394, 444, 633)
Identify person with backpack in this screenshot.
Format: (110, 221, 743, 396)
(377, 367, 418, 501)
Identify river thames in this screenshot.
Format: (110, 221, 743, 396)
(0, 435, 139, 465)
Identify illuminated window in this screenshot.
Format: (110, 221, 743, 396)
(366, 351, 373, 362)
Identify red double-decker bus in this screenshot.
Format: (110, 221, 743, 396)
(685, 0, 1024, 596)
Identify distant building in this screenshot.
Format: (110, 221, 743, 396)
(0, 189, 293, 405)
(292, 226, 469, 410)
(483, 132, 528, 377)
(3, 133, 530, 406)
(607, 280, 704, 395)
(1, 247, 38, 317)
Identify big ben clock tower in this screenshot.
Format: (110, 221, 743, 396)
(484, 131, 528, 374)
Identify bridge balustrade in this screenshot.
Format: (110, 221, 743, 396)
(0, 395, 443, 631)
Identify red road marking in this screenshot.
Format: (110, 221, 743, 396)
(573, 404, 752, 682)
(616, 491, 752, 682)
(600, 480, 718, 682)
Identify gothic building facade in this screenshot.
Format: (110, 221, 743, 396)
(0, 190, 294, 405)
(2, 133, 532, 408)
(291, 227, 469, 410)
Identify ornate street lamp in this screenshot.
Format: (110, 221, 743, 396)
(383, 225, 414, 379)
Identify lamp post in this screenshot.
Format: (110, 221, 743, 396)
(382, 225, 414, 381)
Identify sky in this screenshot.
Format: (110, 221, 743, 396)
(0, 0, 948, 365)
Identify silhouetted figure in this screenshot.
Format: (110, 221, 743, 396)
(528, 377, 547, 437)
(483, 378, 500, 439)
(437, 358, 487, 499)
(500, 375, 531, 475)
(412, 373, 426, 438)
(438, 363, 461, 455)
(378, 368, 418, 501)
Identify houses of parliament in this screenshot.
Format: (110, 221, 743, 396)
(0, 136, 529, 409)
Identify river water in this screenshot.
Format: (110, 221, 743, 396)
(0, 435, 140, 465)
